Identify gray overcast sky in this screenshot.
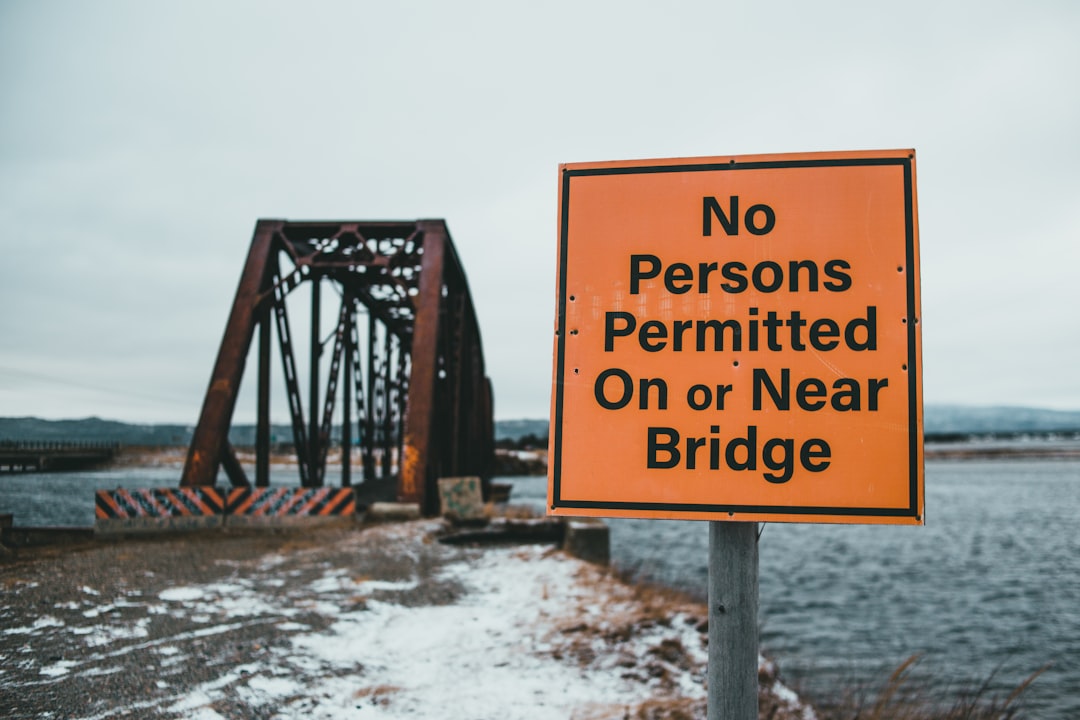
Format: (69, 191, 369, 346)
(2, 0, 1078, 423)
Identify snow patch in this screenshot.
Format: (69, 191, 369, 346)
(160, 586, 205, 602)
(4, 615, 65, 635)
(241, 673, 304, 701)
(40, 659, 79, 677)
(81, 617, 151, 647)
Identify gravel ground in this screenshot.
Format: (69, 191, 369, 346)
(1, 520, 468, 719)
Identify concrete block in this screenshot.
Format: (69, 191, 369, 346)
(563, 518, 610, 565)
(95, 515, 222, 536)
(366, 502, 421, 522)
(224, 514, 352, 529)
(489, 482, 512, 504)
(437, 476, 485, 521)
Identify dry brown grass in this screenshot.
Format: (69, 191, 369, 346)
(813, 655, 1050, 720)
(548, 562, 821, 720)
(353, 684, 401, 708)
(625, 697, 706, 719)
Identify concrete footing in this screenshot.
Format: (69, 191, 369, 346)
(94, 515, 223, 535)
(438, 516, 611, 565)
(564, 518, 611, 565)
(366, 502, 422, 522)
(2, 525, 97, 548)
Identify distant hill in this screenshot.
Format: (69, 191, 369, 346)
(493, 418, 550, 442)
(0, 417, 293, 446)
(4, 405, 1080, 446)
(922, 405, 1080, 434)
(0, 416, 541, 446)
(500, 405, 1080, 440)
(0, 417, 194, 445)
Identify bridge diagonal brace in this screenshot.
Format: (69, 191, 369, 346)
(182, 220, 279, 487)
(220, 442, 252, 488)
(350, 317, 372, 482)
(272, 279, 312, 487)
(315, 295, 352, 485)
(255, 264, 307, 312)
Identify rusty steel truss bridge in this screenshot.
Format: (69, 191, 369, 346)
(179, 219, 494, 515)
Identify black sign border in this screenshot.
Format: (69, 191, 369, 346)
(551, 154, 921, 521)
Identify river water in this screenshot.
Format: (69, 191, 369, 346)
(507, 456, 1080, 719)
(2, 455, 1078, 717)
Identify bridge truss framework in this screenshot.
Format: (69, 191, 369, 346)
(180, 219, 493, 515)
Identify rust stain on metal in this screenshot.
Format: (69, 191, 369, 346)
(400, 445, 421, 501)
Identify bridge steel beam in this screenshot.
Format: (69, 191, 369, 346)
(182, 220, 280, 488)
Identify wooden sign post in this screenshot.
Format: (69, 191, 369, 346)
(549, 150, 923, 717)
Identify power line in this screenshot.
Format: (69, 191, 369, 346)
(0, 364, 196, 406)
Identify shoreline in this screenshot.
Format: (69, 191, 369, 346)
(2, 458, 1066, 717)
(6, 436, 1077, 482)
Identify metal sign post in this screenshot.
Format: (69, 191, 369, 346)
(708, 521, 758, 720)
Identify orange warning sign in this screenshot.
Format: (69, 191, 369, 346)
(548, 149, 923, 524)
